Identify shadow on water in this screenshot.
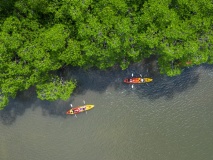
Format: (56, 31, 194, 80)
(1, 62, 212, 125)
(0, 87, 37, 125)
(134, 67, 199, 100)
(134, 64, 213, 100)
(0, 87, 75, 125)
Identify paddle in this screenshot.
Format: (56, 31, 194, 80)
(70, 104, 77, 117)
(70, 103, 77, 117)
(131, 73, 134, 89)
(83, 100, 87, 114)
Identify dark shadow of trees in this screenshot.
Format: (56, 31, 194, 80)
(0, 87, 37, 125)
(1, 62, 212, 125)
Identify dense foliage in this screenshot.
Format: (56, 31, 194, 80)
(0, 0, 213, 109)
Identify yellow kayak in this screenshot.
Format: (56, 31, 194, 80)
(66, 105, 94, 115)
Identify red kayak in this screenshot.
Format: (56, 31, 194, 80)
(124, 77, 153, 84)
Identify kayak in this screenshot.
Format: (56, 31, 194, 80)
(123, 77, 153, 84)
(66, 105, 94, 115)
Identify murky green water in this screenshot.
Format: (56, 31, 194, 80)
(0, 64, 213, 160)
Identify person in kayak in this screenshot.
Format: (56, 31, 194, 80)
(73, 108, 79, 114)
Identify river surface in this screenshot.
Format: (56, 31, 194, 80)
(0, 64, 213, 160)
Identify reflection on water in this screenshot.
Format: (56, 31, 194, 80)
(0, 64, 213, 160)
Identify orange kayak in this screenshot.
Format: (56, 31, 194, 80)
(66, 105, 94, 115)
(124, 77, 153, 84)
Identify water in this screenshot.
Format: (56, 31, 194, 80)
(0, 64, 213, 160)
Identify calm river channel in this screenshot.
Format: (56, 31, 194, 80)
(0, 64, 213, 160)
